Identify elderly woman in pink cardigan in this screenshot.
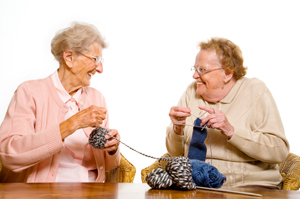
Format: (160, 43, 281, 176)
(0, 22, 120, 182)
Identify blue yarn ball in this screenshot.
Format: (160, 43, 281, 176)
(190, 159, 226, 188)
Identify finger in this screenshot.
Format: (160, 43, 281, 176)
(171, 112, 190, 120)
(96, 112, 106, 121)
(102, 145, 118, 152)
(198, 105, 215, 114)
(172, 120, 186, 126)
(200, 113, 215, 126)
(172, 106, 191, 113)
(176, 116, 186, 121)
(105, 139, 119, 148)
(104, 129, 118, 139)
(170, 107, 191, 118)
(206, 120, 217, 128)
(171, 116, 187, 123)
(98, 107, 107, 114)
(90, 105, 107, 113)
(98, 110, 107, 119)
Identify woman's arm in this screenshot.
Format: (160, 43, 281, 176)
(0, 83, 64, 172)
(228, 88, 289, 163)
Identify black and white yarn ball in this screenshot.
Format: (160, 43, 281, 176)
(146, 168, 173, 189)
(89, 127, 110, 149)
(165, 156, 196, 190)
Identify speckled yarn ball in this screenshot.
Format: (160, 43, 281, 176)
(89, 127, 110, 149)
(146, 168, 173, 189)
(165, 156, 196, 190)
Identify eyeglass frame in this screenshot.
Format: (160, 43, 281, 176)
(77, 52, 104, 65)
(191, 66, 223, 75)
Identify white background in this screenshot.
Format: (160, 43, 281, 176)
(0, 0, 299, 183)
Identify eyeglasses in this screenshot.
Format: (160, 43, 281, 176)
(191, 66, 223, 75)
(78, 52, 104, 65)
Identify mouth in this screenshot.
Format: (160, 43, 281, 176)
(197, 81, 205, 85)
(88, 73, 95, 77)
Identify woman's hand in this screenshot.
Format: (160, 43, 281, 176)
(72, 105, 107, 129)
(103, 129, 120, 154)
(198, 105, 234, 139)
(169, 106, 191, 135)
(60, 105, 107, 140)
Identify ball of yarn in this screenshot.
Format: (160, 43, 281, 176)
(146, 168, 173, 189)
(89, 127, 110, 149)
(190, 159, 226, 188)
(165, 156, 196, 190)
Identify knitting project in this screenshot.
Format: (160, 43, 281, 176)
(187, 118, 226, 188)
(89, 127, 196, 190)
(89, 122, 226, 190)
(188, 118, 207, 161)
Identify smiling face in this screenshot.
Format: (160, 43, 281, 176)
(73, 43, 103, 87)
(193, 49, 233, 102)
(62, 42, 103, 95)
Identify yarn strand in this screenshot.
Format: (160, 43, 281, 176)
(103, 131, 175, 168)
(89, 126, 225, 190)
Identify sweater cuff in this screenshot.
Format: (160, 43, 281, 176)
(168, 126, 184, 145)
(227, 127, 247, 149)
(44, 125, 64, 155)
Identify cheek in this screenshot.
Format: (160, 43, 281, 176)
(78, 64, 93, 74)
(203, 74, 223, 88)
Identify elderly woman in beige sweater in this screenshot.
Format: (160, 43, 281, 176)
(166, 37, 289, 189)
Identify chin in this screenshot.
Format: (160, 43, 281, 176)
(82, 80, 91, 87)
(196, 88, 205, 96)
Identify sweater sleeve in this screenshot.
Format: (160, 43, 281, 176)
(228, 84, 289, 164)
(166, 83, 194, 157)
(0, 82, 64, 172)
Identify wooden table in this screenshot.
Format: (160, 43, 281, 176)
(0, 183, 299, 199)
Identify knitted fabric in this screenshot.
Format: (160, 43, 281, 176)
(187, 118, 207, 161)
(186, 118, 226, 188)
(190, 159, 226, 188)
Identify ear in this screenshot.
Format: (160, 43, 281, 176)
(224, 69, 234, 84)
(63, 50, 74, 68)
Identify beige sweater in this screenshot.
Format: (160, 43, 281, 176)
(166, 77, 289, 188)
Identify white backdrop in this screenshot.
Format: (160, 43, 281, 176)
(0, 0, 299, 183)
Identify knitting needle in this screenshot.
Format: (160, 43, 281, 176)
(190, 112, 199, 119)
(173, 123, 221, 132)
(196, 186, 262, 197)
(174, 123, 194, 127)
(191, 111, 207, 119)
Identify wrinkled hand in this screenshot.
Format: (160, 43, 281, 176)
(198, 105, 234, 139)
(169, 106, 191, 135)
(73, 105, 107, 129)
(103, 129, 120, 153)
(60, 105, 107, 140)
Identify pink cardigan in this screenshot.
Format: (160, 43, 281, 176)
(0, 75, 120, 182)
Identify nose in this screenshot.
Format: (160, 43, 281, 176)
(193, 70, 200, 79)
(95, 62, 103, 74)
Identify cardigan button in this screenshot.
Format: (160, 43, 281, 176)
(99, 166, 103, 170)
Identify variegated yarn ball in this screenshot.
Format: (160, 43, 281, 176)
(89, 127, 110, 149)
(146, 156, 196, 190)
(165, 156, 196, 190)
(146, 168, 173, 189)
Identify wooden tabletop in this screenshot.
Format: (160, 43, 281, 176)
(0, 183, 299, 199)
